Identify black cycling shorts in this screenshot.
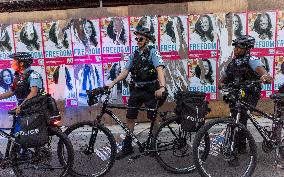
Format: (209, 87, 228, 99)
(126, 88, 158, 120)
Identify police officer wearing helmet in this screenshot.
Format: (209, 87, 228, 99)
(0, 52, 44, 116)
(219, 35, 273, 164)
(107, 27, 166, 159)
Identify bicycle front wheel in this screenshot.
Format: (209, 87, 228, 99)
(12, 126, 74, 177)
(62, 121, 117, 177)
(193, 117, 257, 177)
(153, 116, 210, 174)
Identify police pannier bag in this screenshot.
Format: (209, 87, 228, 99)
(174, 91, 210, 132)
(15, 94, 61, 148)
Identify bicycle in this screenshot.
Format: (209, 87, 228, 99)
(0, 109, 74, 177)
(60, 87, 210, 176)
(193, 81, 284, 177)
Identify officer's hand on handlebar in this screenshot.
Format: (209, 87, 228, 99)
(106, 82, 115, 90)
(260, 74, 273, 84)
(15, 106, 21, 115)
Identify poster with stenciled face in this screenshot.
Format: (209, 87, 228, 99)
(74, 62, 103, 106)
(187, 58, 217, 100)
(42, 20, 73, 59)
(129, 15, 159, 52)
(274, 56, 284, 91)
(100, 17, 130, 61)
(13, 22, 44, 59)
(189, 14, 218, 59)
(258, 56, 274, 98)
(0, 24, 15, 60)
(71, 18, 101, 59)
(248, 11, 277, 56)
(159, 15, 188, 60)
(276, 11, 284, 55)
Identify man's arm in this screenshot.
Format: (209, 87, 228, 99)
(249, 57, 273, 83)
(108, 69, 129, 88)
(0, 91, 14, 100)
(156, 66, 166, 88)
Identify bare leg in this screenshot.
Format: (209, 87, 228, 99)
(126, 118, 135, 133)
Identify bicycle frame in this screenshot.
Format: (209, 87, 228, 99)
(93, 94, 168, 153)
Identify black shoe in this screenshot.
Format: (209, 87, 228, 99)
(116, 136, 134, 160)
(116, 148, 134, 160)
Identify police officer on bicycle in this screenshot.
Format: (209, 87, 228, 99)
(219, 35, 273, 163)
(107, 27, 167, 159)
(0, 52, 44, 133)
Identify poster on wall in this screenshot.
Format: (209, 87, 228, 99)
(42, 20, 73, 59)
(248, 11, 277, 56)
(0, 24, 15, 60)
(45, 58, 78, 107)
(216, 12, 247, 85)
(259, 56, 274, 98)
(0, 60, 16, 109)
(103, 62, 123, 103)
(71, 18, 101, 61)
(159, 15, 188, 60)
(276, 11, 284, 55)
(31, 58, 47, 92)
(13, 22, 44, 59)
(164, 59, 189, 101)
(187, 58, 217, 100)
(74, 62, 103, 106)
(274, 56, 284, 91)
(129, 15, 159, 52)
(119, 60, 131, 104)
(100, 17, 130, 62)
(188, 14, 218, 59)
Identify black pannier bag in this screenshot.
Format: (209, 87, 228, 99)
(15, 94, 61, 148)
(174, 91, 210, 132)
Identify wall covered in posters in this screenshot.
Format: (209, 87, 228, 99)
(0, 10, 283, 112)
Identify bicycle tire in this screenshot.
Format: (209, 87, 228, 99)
(61, 121, 117, 177)
(153, 116, 210, 174)
(12, 126, 74, 177)
(193, 117, 257, 177)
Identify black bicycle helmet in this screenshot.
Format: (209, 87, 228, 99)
(9, 52, 33, 65)
(232, 35, 255, 49)
(134, 27, 154, 40)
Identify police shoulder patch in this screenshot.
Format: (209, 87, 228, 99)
(250, 56, 260, 60)
(30, 72, 40, 79)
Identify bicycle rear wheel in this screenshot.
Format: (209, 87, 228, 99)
(153, 116, 210, 173)
(61, 121, 117, 177)
(193, 117, 257, 177)
(12, 127, 74, 177)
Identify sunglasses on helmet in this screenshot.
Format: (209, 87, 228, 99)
(135, 37, 145, 42)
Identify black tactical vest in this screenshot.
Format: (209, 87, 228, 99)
(130, 46, 158, 83)
(224, 56, 261, 94)
(12, 70, 43, 102)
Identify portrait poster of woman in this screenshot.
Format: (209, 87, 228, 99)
(129, 15, 158, 51)
(74, 63, 103, 106)
(13, 22, 44, 59)
(103, 62, 123, 103)
(188, 58, 217, 100)
(276, 11, 284, 55)
(189, 14, 217, 59)
(274, 56, 284, 91)
(248, 11, 276, 56)
(46, 64, 76, 105)
(259, 56, 274, 98)
(159, 15, 188, 60)
(100, 17, 130, 58)
(42, 20, 73, 58)
(0, 24, 15, 59)
(71, 18, 101, 57)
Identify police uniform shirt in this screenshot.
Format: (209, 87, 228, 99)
(24, 67, 43, 90)
(221, 56, 265, 77)
(124, 47, 165, 71)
